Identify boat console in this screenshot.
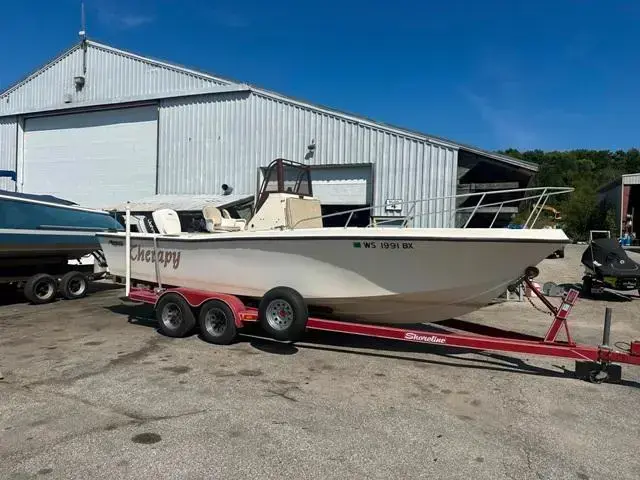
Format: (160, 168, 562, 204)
(247, 158, 322, 231)
(254, 158, 314, 213)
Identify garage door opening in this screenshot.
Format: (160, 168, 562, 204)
(320, 205, 371, 227)
(623, 185, 640, 240)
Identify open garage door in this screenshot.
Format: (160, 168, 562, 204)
(21, 105, 158, 208)
(257, 163, 373, 227)
(258, 164, 372, 206)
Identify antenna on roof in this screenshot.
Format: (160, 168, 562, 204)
(78, 1, 88, 75)
(79, 1, 87, 42)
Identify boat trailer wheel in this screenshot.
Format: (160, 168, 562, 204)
(258, 287, 309, 342)
(197, 300, 237, 345)
(23, 273, 57, 304)
(68, 279, 85, 295)
(162, 303, 183, 328)
(204, 308, 227, 335)
(265, 299, 295, 331)
(59, 271, 88, 300)
(35, 280, 54, 299)
(155, 293, 196, 338)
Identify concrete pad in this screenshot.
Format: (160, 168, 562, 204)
(1, 245, 639, 479)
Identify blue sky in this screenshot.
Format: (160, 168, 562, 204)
(1, 0, 639, 152)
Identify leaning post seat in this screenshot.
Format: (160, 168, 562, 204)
(202, 204, 247, 232)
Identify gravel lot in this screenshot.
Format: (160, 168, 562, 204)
(1, 244, 639, 480)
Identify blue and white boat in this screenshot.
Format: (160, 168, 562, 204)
(0, 169, 123, 265)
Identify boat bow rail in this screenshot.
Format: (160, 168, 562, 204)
(291, 185, 575, 229)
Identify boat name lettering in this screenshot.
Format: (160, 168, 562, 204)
(353, 241, 414, 250)
(130, 245, 181, 269)
(404, 332, 446, 344)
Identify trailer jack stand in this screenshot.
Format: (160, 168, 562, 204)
(574, 361, 622, 384)
(574, 306, 623, 383)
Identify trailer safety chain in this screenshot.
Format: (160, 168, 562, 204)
(525, 291, 555, 316)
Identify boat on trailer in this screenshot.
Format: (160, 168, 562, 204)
(101, 159, 640, 382)
(97, 158, 571, 328)
(0, 170, 123, 303)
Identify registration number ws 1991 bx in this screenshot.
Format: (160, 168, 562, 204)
(352, 241, 414, 250)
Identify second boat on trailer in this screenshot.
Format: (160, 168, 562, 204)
(97, 158, 572, 340)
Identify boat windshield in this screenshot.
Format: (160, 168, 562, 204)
(255, 158, 313, 212)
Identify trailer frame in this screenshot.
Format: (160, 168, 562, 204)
(125, 277, 640, 384)
(0, 251, 109, 304)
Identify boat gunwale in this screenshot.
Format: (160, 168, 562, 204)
(0, 192, 116, 216)
(96, 230, 571, 245)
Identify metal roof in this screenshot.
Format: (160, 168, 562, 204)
(248, 88, 538, 172)
(597, 173, 640, 193)
(0, 38, 537, 173)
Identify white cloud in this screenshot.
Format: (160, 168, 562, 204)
(92, 1, 154, 30)
(461, 88, 537, 149)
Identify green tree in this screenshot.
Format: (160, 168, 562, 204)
(495, 147, 640, 240)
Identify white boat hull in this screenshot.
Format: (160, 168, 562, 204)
(97, 227, 569, 325)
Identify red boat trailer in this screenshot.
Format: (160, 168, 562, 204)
(127, 277, 640, 384)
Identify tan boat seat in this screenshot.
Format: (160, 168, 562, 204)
(202, 204, 247, 232)
(152, 209, 182, 235)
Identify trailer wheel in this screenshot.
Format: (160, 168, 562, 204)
(258, 287, 308, 342)
(155, 293, 196, 338)
(59, 271, 89, 300)
(23, 274, 57, 304)
(198, 300, 237, 345)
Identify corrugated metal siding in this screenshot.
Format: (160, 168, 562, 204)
(157, 92, 457, 227)
(0, 44, 227, 116)
(83, 44, 227, 101)
(0, 117, 17, 190)
(0, 48, 83, 115)
(623, 173, 640, 185)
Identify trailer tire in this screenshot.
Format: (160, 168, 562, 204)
(198, 300, 237, 345)
(155, 293, 196, 338)
(258, 287, 308, 342)
(24, 274, 57, 304)
(59, 271, 89, 300)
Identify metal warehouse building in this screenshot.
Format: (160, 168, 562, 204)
(0, 38, 537, 227)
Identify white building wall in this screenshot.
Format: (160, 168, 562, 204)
(0, 117, 17, 191)
(157, 91, 458, 227)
